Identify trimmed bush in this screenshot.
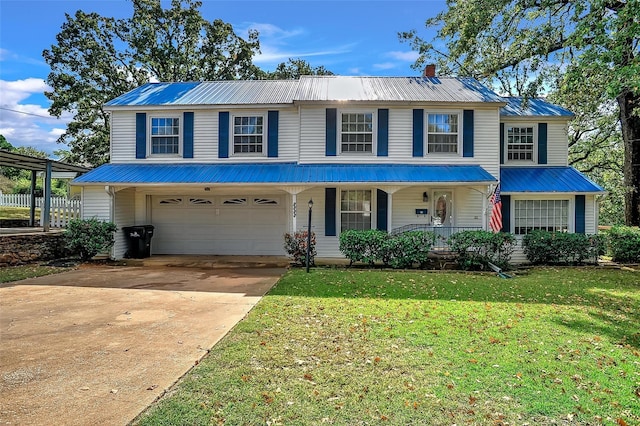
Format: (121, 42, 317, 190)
(606, 226, 640, 262)
(522, 230, 603, 265)
(339, 229, 389, 266)
(448, 230, 516, 270)
(283, 231, 317, 266)
(387, 231, 436, 269)
(64, 218, 117, 261)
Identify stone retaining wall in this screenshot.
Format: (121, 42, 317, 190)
(0, 219, 30, 228)
(0, 232, 68, 267)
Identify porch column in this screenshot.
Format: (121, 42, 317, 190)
(43, 160, 52, 232)
(282, 186, 311, 233)
(29, 170, 37, 227)
(482, 187, 488, 231)
(378, 186, 403, 233)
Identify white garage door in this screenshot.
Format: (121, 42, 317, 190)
(151, 195, 287, 255)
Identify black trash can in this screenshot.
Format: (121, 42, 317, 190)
(122, 225, 155, 258)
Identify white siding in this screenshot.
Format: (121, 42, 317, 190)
(110, 112, 136, 163)
(82, 187, 111, 221)
(546, 122, 569, 166)
(194, 110, 217, 160)
(299, 106, 500, 178)
(113, 188, 136, 259)
(586, 195, 597, 234)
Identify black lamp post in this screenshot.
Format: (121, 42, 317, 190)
(306, 199, 313, 273)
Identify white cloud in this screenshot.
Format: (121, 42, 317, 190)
(0, 78, 71, 154)
(373, 62, 397, 70)
(386, 51, 420, 62)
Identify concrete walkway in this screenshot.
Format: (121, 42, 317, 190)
(0, 261, 285, 425)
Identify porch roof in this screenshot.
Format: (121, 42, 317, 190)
(500, 167, 605, 194)
(72, 163, 496, 186)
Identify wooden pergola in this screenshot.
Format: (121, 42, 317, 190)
(0, 149, 90, 231)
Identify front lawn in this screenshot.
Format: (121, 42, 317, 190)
(0, 264, 70, 283)
(136, 268, 640, 425)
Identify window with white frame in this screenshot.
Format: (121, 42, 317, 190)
(514, 199, 569, 235)
(507, 125, 534, 161)
(341, 112, 373, 153)
(151, 117, 180, 154)
(233, 115, 264, 154)
(427, 113, 459, 153)
(340, 190, 372, 231)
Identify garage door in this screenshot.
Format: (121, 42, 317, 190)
(151, 195, 287, 255)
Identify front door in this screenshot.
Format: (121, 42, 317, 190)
(433, 191, 453, 226)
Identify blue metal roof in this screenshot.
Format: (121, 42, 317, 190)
(106, 82, 202, 106)
(501, 97, 574, 117)
(501, 167, 604, 193)
(73, 163, 496, 185)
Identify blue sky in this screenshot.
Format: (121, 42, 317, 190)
(0, 0, 444, 156)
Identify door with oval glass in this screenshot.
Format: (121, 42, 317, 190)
(432, 191, 453, 226)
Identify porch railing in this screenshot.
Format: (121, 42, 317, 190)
(390, 225, 483, 250)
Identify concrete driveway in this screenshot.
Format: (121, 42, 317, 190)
(0, 263, 285, 425)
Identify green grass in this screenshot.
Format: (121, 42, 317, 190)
(0, 206, 40, 220)
(0, 264, 70, 283)
(136, 268, 640, 425)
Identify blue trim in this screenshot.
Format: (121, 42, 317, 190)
(377, 109, 389, 157)
(75, 163, 497, 185)
(135, 113, 146, 159)
(218, 112, 229, 158)
(463, 109, 474, 157)
(575, 195, 586, 234)
(183, 112, 194, 158)
(376, 189, 388, 231)
(538, 123, 547, 164)
(499, 123, 505, 165)
(501, 195, 511, 233)
(326, 108, 337, 156)
(325, 188, 336, 236)
(413, 109, 424, 157)
(268, 110, 279, 158)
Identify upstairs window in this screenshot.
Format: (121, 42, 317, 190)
(507, 126, 534, 161)
(233, 115, 264, 154)
(427, 113, 459, 154)
(341, 113, 373, 153)
(151, 117, 180, 154)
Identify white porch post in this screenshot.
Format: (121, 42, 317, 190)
(482, 187, 488, 231)
(378, 186, 403, 233)
(282, 186, 311, 233)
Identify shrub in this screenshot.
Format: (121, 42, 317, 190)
(339, 229, 389, 266)
(448, 230, 516, 270)
(606, 226, 640, 262)
(522, 230, 603, 265)
(387, 231, 436, 269)
(64, 218, 117, 261)
(283, 231, 317, 266)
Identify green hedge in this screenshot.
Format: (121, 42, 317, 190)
(447, 230, 516, 270)
(522, 230, 603, 265)
(338, 229, 436, 268)
(606, 226, 640, 262)
(64, 218, 117, 261)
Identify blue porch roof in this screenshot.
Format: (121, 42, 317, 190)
(501, 167, 604, 193)
(73, 163, 496, 185)
(500, 97, 574, 117)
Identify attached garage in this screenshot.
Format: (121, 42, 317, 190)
(150, 194, 287, 255)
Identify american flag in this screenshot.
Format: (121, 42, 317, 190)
(489, 183, 502, 233)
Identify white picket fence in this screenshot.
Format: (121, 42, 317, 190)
(0, 194, 81, 228)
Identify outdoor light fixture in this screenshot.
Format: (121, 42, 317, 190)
(423, 191, 429, 203)
(306, 198, 313, 273)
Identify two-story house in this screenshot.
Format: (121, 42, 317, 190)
(73, 73, 604, 262)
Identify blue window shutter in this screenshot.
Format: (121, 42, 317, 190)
(501, 195, 511, 233)
(376, 189, 388, 231)
(377, 109, 389, 157)
(218, 111, 229, 158)
(268, 110, 279, 158)
(499, 123, 505, 164)
(135, 113, 146, 159)
(325, 188, 336, 236)
(463, 110, 474, 157)
(183, 112, 194, 158)
(538, 123, 547, 164)
(575, 195, 586, 234)
(412, 109, 424, 157)
(326, 108, 337, 156)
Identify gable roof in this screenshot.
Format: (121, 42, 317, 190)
(501, 167, 604, 193)
(105, 76, 506, 107)
(501, 97, 574, 117)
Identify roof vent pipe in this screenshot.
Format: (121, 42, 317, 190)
(423, 64, 436, 78)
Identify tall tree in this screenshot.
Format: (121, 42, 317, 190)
(43, 0, 260, 167)
(401, 0, 640, 225)
(263, 58, 334, 80)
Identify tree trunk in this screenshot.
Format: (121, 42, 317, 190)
(618, 89, 640, 226)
